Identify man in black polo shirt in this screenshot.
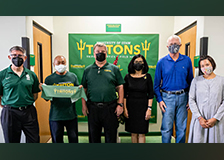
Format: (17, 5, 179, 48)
(0, 46, 40, 143)
(81, 42, 124, 143)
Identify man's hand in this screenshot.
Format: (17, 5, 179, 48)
(115, 105, 123, 116)
(39, 83, 43, 91)
(159, 101, 167, 113)
(145, 109, 151, 120)
(33, 93, 38, 101)
(82, 103, 89, 116)
(81, 89, 88, 116)
(186, 103, 190, 110)
(206, 118, 217, 128)
(78, 85, 83, 89)
(199, 117, 209, 128)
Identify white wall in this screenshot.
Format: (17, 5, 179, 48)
(0, 16, 54, 70)
(52, 16, 175, 133)
(174, 16, 224, 77)
(174, 16, 205, 57)
(0, 16, 27, 143)
(174, 16, 205, 76)
(53, 16, 174, 61)
(26, 16, 54, 54)
(0, 16, 26, 70)
(203, 16, 224, 76)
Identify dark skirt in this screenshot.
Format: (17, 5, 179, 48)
(125, 96, 149, 134)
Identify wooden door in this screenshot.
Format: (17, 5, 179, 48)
(33, 25, 52, 143)
(172, 24, 197, 143)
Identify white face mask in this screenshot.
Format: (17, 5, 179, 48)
(201, 66, 213, 75)
(55, 64, 67, 73)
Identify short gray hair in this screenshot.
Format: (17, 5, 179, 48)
(93, 42, 108, 52)
(167, 35, 181, 45)
(9, 46, 26, 56)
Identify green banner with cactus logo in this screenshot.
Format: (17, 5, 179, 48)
(69, 34, 159, 123)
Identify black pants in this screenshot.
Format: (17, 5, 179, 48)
(49, 118, 78, 143)
(1, 105, 40, 143)
(87, 101, 119, 143)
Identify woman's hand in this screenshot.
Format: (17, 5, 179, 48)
(124, 107, 129, 118)
(206, 118, 217, 128)
(199, 117, 209, 128)
(145, 108, 151, 120)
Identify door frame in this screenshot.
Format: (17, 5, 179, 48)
(33, 21, 53, 74)
(33, 21, 53, 143)
(175, 21, 197, 36)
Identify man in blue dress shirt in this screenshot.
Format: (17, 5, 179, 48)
(154, 35, 193, 143)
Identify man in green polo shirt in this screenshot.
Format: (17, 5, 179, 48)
(40, 55, 80, 143)
(81, 42, 124, 143)
(0, 46, 40, 143)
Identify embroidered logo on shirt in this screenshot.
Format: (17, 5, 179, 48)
(104, 69, 111, 72)
(144, 76, 147, 79)
(5, 77, 10, 80)
(26, 74, 30, 80)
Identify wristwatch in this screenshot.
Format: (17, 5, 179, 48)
(117, 103, 124, 107)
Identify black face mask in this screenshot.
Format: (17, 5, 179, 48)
(12, 57, 24, 67)
(96, 52, 106, 62)
(133, 63, 144, 71)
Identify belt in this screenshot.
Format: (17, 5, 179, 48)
(161, 89, 188, 95)
(4, 105, 32, 111)
(88, 99, 117, 108)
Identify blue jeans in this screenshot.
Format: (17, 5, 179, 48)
(161, 92, 188, 143)
(49, 118, 78, 143)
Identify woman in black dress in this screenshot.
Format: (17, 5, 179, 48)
(124, 54, 154, 143)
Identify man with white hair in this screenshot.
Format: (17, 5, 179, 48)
(154, 35, 193, 143)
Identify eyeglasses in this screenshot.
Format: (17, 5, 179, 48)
(10, 54, 25, 58)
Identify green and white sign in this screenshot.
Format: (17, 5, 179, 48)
(41, 85, 87, 102)
(106, 24, 121, 32)
(69, 34, 159, 123)
(30, 54, 35, 66)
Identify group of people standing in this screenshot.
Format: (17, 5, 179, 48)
(0, 35, 224, 143)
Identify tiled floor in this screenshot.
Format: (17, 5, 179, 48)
(48, 136, 175, 143)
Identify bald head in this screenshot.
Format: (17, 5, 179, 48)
(54, 55, 66, 66)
